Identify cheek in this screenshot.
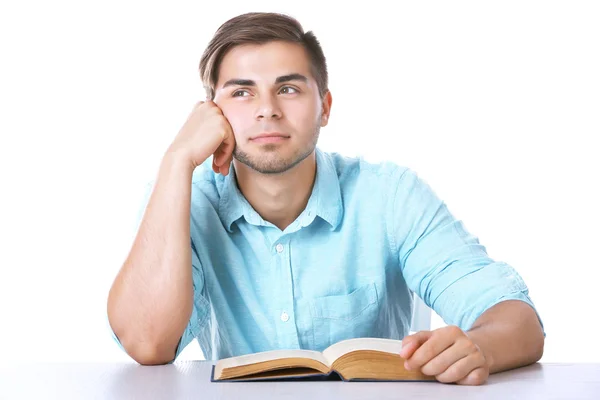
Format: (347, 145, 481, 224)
(221, 105, 249, 134)
(283, 100, 319, 126)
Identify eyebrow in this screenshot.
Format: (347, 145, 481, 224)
(221, 73, 308, 89)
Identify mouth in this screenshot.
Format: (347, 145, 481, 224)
(250, 132, 290, 144)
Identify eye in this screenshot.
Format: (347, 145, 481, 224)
(232, 89, 250, 97)
(279, 86, 299, 95)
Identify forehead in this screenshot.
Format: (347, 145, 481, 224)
(216, 41, 313, 85)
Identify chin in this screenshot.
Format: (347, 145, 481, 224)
(234, 149, 309, 175)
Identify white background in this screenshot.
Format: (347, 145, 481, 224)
(0, 1, 598, 364)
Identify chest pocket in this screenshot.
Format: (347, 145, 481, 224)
(309, 282, 380, 351)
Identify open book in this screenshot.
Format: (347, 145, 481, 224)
(211, 337, 436, 382)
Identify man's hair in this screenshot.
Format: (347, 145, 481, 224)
(199, 12, 328, 100)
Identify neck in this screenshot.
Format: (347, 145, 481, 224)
(233, 151, 317, 231)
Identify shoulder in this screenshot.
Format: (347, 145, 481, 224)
(322, 150, 413, 191)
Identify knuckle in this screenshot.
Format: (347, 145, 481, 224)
(218, 121, 230, 136)
(447, 325, 463, 336)
(463, 340, 478, 353)
(477, 351, 487, 366)
(218, 117, 229, 128)
(203, 103, 217, 114)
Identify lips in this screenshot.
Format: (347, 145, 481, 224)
(251, 132, 289, 140)
(250, 132, 290, 143)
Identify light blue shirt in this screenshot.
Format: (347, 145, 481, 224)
(110, 148, 543, 361)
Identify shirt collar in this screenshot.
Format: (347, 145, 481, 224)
(219, 147, 343, 232)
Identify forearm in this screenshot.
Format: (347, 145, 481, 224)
(107, 152, 196, 364)
(467, 300, 545, 374)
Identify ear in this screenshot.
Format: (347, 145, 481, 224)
(320, 90, 333, 127)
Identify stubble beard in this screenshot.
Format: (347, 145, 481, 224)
(233, 124, 320, 175)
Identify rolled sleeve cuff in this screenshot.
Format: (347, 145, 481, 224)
(168, 303, 202, 364)
(107, 314, 126, 351)
(432, 261, 546, 337)
(466, 291, 546, 338)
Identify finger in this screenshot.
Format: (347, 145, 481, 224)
(405, 331, 455, 371)
(214, 139, 235, 175)
(434, 352, 487, 384)
(457, 366, 489, 386)
(205, 99, 223, 113)
(191, 101, 206, 114)
(219, 153, 232, 175)
(184, 101, 206, 123)
(213, 128, 235, 167)
(221, 133, 236, 158)
(213, 140, 232, 168)
(220, 153, 234, 176)
(399, 341, 419, 362)
(420, 341, 478, 376)
(400, 331, 432, 360)
(220, 164, 230, 176)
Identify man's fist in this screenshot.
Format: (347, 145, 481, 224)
(167, 100, 236, 175)
(400, 325, 490, 385)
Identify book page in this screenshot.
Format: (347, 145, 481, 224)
(322, 338, 404, 365)
(216, 349, 330, 371)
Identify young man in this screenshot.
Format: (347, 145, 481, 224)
(107, 12, 544, 385)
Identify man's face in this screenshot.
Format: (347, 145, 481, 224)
(213, 41, 331, 174)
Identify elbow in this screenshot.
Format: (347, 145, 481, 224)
(124, 341, 176, 366)
(531, 312, 546, 363)
(133, 349, 175, 366)
(107, 299, 177, 365)
(109, 319, 176, 365)
(525, 317, 545, 365)
(531, 332, 545, 363)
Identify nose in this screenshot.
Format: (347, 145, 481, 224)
(255, 94, 282, 120)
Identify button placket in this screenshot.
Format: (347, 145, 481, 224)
(271, 238, 301, 349)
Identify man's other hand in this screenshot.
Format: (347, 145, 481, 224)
(400, 326, 489, 385)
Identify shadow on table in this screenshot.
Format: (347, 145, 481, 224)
(104, 363, 193, 399)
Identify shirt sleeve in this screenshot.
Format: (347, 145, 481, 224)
(390, 168, 545, 334)
(107, 182, 210, 363)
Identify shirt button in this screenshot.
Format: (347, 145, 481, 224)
(280, 311, 289, 322)
(275, 244, 284, 253)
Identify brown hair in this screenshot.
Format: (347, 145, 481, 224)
(199, 12, 328, 100)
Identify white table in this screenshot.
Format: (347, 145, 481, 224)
(1, 362, 598, 399)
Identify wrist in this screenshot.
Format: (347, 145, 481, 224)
(161, 148, 198, 174)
